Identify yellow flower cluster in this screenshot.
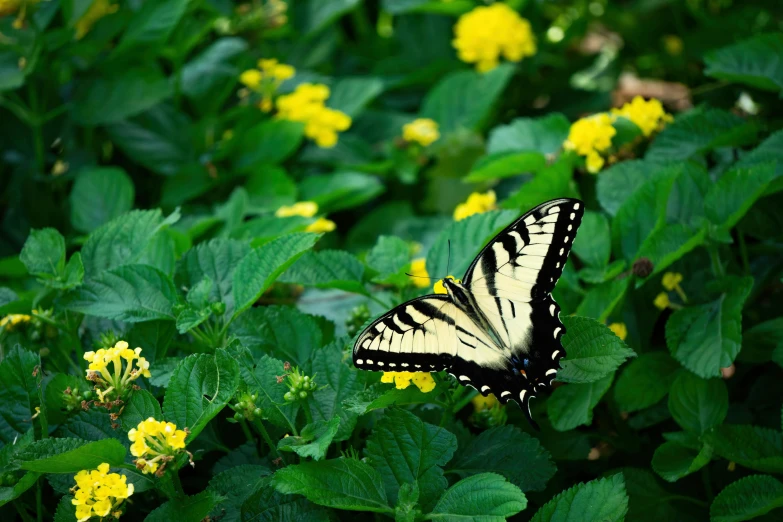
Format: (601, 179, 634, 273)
(275, 201, 336, 233)
(84, 341, 150, 403)
(71, 463, 133, 522)
(453, 3, 536, 72)
(564, 114, 617, 173)
(239, 58, 296, 112)
(408, 258, 430, 289)
(655, 271, 687, 310)
(75, 0, 118, 40)
(611, 96, 673, 137)
(381, 371, 436, 393)
(403, 118, 440, 147)
(0, 313, 31, 331)
(275, 83, 352, 148)
(608, 322, 628, 341)
(454, 190, 497, 221)
(433, 276, 461, 295)
(128, 417, 188, 475)
(472, 393, 499, 412)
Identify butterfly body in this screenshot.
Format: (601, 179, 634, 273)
(353, 198, 584, 428)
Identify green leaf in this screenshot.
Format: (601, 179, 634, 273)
(614, 352, 681, 413)
(231, 306, 323, 367)
(0, 50, 26, 92)
(163, 350, 239, 441)
(56, 409, 125, 444)
(710, 475, 783, 522)
(344, 382, 448, 416)
(704, 425, 783, 474)
(272, 458, 393, 513)
(181, 38, 248, 102)
(596, 160, 658, 216)
(557, 316, 636, 384)
(327, 77, 384, 118)
(146, 491, 225, 522)
(230, 348, 298, 431)
(464, 151, 547, 182)
(448, 425, 555, 492)
(81, 209, 180, 277)
(0, 471, 39, 508)
(298, 172, 384, 213)
(668, 372, 728, 435)
(621, 467, 689, 522)
(53, 495, 76, 522)
(427, 473, 527, 521)
(530, 474, 629, 522)
(501, 157, 574, 213)
(571, 211, 610, 268)
(578, 260, 627, 285)
(704, 33, 783, 92)
(72, 67, 172, 125)
(365, 409, 456, 511)
(309, 340, 363, 442)
(120, 390, 162, 432)
(0, 346, 39, 444)
(575, 277, 631, 322)
(208, 465, 269, 522)
(422, 64, 515, 134)
(705, 163, 778, 232)
(736, 129, 783, 187)
(666, 276, 753, 378)
(240, 481, 330, 521)
(233, 120, 304, 171)
(278, 416, 340, 461)
(547, 372, 614, 431)
(487, 113, 571, 155)
(20, 228, 65, 278)
(69, 167, 135, 233)
(19, 438, 125, 473)
(117, 0, 188, 52)
(365, 236, 410, 285)
(278, 250, 367, 295)
(634, 224, 707, 284)
(62, 264, 176, 322)
(651, 441, 712, 482)
(426, 209, 517, 279)
(232, 233, 320, 317)
(299, 0, 361, 36)
(646, 108, 758, 162)
(127, 320, 176, 363)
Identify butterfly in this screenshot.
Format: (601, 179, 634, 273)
(352, 198, 584, 428)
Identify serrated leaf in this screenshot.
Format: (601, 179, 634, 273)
(117, 0, 188, 52)
(365, 235, 410, 285)
(621, 467, 686, 522)
(575, 277, 631, 322)
(19, 438, 125, 473)
(120, 390, 162, 432)
(298, 172, 384, 213)
(668, 372, 728, 435)
(530, 474, 629, 522)
(0, 345, 40, 444)
(704, 425, 783, 474)
(571, 211, 611, 268)
(704, 33, 783, 92)
(62, 264, 177, 322)
(127, 320, 176, 363)
(651, 441, 712, 482)
(547, 372, 614, 431)
(240, 480, 331, 521)
(279, 250, 367, 295)
(487, 113, 570, 155)
(327, 77, 384, 118)
(56, 409, 126, 444)
(163, 351, 239, 441)
(365, 409, 456, 511)
(501, 157, 574, 213)
(146, 490, 225, 522)
(426, 210, 517, 279)
(464, 151, 547, 182)
(705, 163, 778, 232)
(20, 228, 65, 278)
(233, 233, 320, 317)
(344, 382, 448, 415)
(448, 425, 555, 492)
(596, 160, 658, 216)
(710, 475, 783, 522)
(557, 316, 636, 384)
(614, 352, 681, 413)
(208, 465, 269, 522)
(634, 224, 707, 284)
(232, 120, 304, 170)
(0, 471, 39, 508)
(309, 340, 362, 442)
(278, 417, 340, 461)
(69, 167, 135, 234)
(666, 276, 753, 378)
(272, 458, 393, 513)
(428, 473, 527, 521)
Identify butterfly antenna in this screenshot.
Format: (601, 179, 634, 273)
(446, 240, 452, 276)
(405, 273, 432, 280)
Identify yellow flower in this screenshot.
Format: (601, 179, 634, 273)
(239, 59, 296, 112)
(381, 371, 436, 393)
(564, 113, 616, 173)
(275, 83, 351, 148)
(258, 58, 295, 81)
(663, 35, 683, 56)
(0, 313, 31, 331)
(611, 96, 673, 137)
(276, 201, 318, 218)
(454, 190, 497, 221)
(453, 3, 536, 72)
(585, 150, 605, 174)
(433, 276, 461, 295)
(128, 417, 189, 475)
(608, 322, 628, 341)
(654, 292, 670, 310)
(305, 217, 336, 233)
(472, 393, 499, 412)
(239, 69, 263, 89)
(84, 341, 151, 403)
(661, 272, 683, 291)
(71, 462, 133, 522)
(74, 0, 118, 40)
(402, 118, 440, 147)
(409, 258, 430, 289)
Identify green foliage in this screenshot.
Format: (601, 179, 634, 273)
(3, 2, 783, 519)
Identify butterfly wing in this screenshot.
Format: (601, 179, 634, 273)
(463, 198, 584, 392)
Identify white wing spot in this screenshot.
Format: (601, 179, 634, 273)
(570, 212, 576, 220)
(556, 262, 560, 268)
(415, 364, 421, 368)
(546, 369, 557, 376)
(402, 363, 409, 367)
(501, 391, 511, 398)
(366, 359, 374, 365)
(377, 361, 384, 367)
(549, 304, 556, 316)
(389, 363, 396, 368)
(574, 203, 581, 210)
(459, 375, 470, 382)
(519, 390, 527, 402)
(568, 224, 572, 231)
(559, 248, 564, 255)
(564, 235, 569, 243)
(356, 359, 363, 365)
(481, 386, 491, 393)
(548, 206, 560, 214)
(553, 327, 562, 339)
(551, 350, 560, 360)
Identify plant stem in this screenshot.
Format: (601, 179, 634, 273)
(252, 418, 284, 463)
(36, 479, 43, 522)
(701, 466, 714, 502)
(302, 400, 314, 426)
(13, 500, 34, 522)
(169, 469, 185, 498)
(738, 230, 750, 275)
(239, 419, 254, 444)
(707, 244, 725, 278)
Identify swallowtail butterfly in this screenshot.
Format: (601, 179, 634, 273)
(353, 198, 584, 428)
